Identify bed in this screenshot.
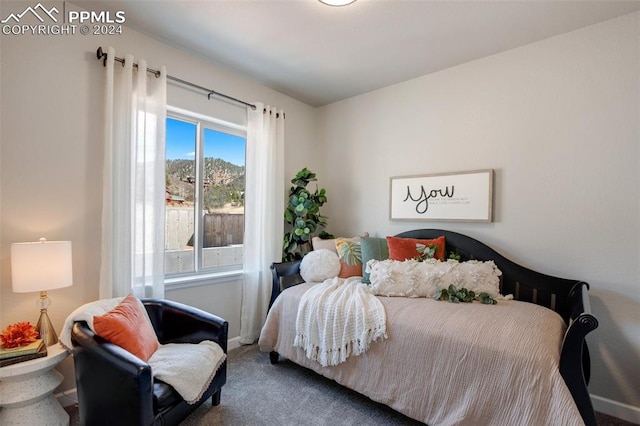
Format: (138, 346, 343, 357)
(258, 229, 598, 425)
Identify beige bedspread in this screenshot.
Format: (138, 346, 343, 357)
(258, 282, 585, 426)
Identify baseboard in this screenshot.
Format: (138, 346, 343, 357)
(227, 336, 242, 351)
(591, 394, 640, 424)
(56, 388, 78, 407)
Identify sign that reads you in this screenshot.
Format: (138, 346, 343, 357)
(389, 169, 494, 222)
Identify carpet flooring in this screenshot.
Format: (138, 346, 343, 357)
(66, 344, 637, 425)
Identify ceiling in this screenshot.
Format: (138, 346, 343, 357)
(75, 0, 640, 107)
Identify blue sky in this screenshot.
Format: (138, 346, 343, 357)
(165, 117, 245, 166)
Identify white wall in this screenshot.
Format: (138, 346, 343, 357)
(318, 12, 640, 415)
(0, 2, 317, 392)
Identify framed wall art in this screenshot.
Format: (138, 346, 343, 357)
(389, 169, 494, 222)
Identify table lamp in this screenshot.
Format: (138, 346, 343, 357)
(11, 238, 73, 346)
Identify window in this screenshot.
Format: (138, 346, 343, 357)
(164, 108, 246, 278)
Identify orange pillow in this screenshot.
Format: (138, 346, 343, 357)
(93, 294, 159, 361)
(386, 235, 446, 262)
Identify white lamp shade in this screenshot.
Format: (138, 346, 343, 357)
(11, 239, 73, 293)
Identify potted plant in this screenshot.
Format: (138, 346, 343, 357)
(282, 168, 332, 261)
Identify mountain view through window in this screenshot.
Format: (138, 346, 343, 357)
(165, 115, 246, 276)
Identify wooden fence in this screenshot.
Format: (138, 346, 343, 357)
(166, 208, 244, 249)
(202, 213, 244, 247)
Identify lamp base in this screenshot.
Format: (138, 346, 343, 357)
(36, 309, 58, 347)
(34, 290, 58, 347)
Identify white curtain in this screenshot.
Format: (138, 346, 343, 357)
(100, 47, 167, 299)
(240, 103, 285, 344)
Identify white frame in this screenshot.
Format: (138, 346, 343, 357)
(389, 169, 494, 222)
(165, 107, 247, 278)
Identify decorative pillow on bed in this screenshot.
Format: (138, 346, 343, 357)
(312, 233, 369, 254)
(386, 236, 446, 262)
(360, 237, 389, 284)
(300, 249, 341, 282)
(367, 259, 437, 297)
(335, 238, 363, 278)
(367, 258, 503, 298)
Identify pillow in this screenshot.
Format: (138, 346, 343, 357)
(335, 238, 363, 278)
(311, 233, 369, 254)
(300, 249, 340, 282)
(368, 258, 503, 298)
(386, 235, 446, 262)
(452, 260, 503, 298)
(93, 294, 159, 361)
(367, 259, 437, 297)
(311, 237, 340, 253)
(360, 237, 389, 284)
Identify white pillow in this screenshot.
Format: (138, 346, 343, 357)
(367, 259, 437, 297)
(367, 259, 502, 298)
(300, 249, 340, 282)
(311, 233, 369, 254)
(448, 260, 503, 298)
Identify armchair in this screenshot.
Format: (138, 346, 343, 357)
(70, 298, 228, 426)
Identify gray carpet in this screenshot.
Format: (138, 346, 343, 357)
(66, 344, 638, 425)
(182, 344, 422, 425)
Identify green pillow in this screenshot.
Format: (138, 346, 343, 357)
(360, 237, 389, 284)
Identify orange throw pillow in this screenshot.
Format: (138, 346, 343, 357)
(93, 294, 159, 361)
(386, 235, 446, 262)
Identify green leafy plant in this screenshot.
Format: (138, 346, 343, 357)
(415, 243, 438, 262)
(448, 251, 461, 261)
(282, 168, 331, 261)
(434, 285, 497, 304)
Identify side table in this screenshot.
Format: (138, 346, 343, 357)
(0, 342, 70, 426)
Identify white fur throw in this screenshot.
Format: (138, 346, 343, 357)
(59, 296, 126, 351)
(149, 341, 226, 404)
(294, 276, 387, 367)
(300, 249, 340, 282)
(367, 259, 504, 298)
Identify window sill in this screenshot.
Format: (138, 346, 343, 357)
(165, 269, 243, 290)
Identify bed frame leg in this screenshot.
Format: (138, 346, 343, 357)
(269, 351, 279, 364)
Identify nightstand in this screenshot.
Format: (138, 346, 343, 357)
(0, 343, 70, 425)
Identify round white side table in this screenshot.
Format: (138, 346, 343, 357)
(0, 343, 70, 426)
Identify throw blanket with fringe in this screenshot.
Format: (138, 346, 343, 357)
(59, 297, 226, 404)
(293, 276, 387, 367)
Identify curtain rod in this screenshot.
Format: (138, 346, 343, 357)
(96, 47, 257, 110)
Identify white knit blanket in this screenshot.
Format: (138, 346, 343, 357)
(59, 297, 226, 404)
(293, 276, 387, 367)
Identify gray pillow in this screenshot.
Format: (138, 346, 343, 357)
(360, 237, 389, 284)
